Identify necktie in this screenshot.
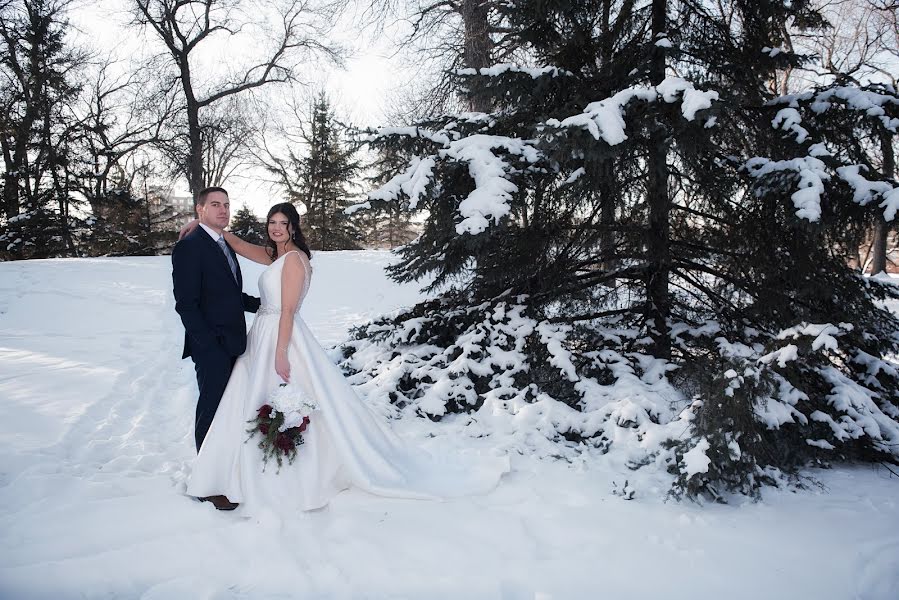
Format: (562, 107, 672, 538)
(216, 236, 238, 282)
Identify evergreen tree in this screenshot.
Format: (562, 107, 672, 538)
(368, 200, 419, 249)
(230, 205, 267, 246)
(79, 162, 181, 256)
(265, 93, 363, 250)
(349, 146, 419, 248)
(0, 0, 86, 259)
(80, 190, 174, 256)
(343, 0, 899, 499)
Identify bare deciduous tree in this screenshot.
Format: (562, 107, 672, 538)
(72, 58, 178, 216)
(131, 0, 344, 196)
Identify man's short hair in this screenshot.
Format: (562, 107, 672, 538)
(196, 186, 229, 206)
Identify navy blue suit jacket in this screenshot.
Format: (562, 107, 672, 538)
(172, 228, 261, 359)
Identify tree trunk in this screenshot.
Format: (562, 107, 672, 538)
(600, 0, 612, 77)
(598, 0, 617, 277)
(599, 163, 617, 273)
(1, 137, 19, 217)
(461, 0, 491, 113)
(646, 0, 671, 358)
(778, 23, 794, 96)
(186, 103, 205, 198)
(872, 130, 895, 274)
(871, 217, 888, 274)
(178, 54, 205, 198)
(54, 167, 75, 256)
(3, 104, 33, 217)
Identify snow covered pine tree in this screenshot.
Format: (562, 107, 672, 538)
(342, 0, 899, 500)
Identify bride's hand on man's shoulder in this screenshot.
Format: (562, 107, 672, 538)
(179, 219, 200, 240)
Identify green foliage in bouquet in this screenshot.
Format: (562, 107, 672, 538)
(246, 402, 310, 472)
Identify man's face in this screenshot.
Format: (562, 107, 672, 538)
(197, 191, 230, 231)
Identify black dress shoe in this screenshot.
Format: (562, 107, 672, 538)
(199, 495, 239, 511)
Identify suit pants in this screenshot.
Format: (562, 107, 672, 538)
(192, 348, 237, 452)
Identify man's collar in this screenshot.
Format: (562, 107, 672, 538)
(198, 222, 222, 241)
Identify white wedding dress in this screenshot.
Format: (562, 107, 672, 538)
(187, 250, 509, 514)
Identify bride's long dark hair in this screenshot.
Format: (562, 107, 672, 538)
(266, 202, 312, 261)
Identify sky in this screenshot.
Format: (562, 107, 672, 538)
(67, 0, 412, 218)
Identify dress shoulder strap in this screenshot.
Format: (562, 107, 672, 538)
(282, 249, 312, 269)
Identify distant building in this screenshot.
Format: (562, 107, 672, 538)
(149, 188, 195, 229)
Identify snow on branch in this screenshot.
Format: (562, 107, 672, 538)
(347, 125, 455, 216)
(655, 78, 719, 120)
(536, 322, 580, 382)
(810, 87, 899, 130)
(818, 367, 899, 451)
(654, 36, 673, 48)
(754, 85, 899, 222)
(374, 158, 436, 207)
(547, 77, 719, 145)
(345, 156, 436, 215)
(745, 156, 830, 221)
(759, 344, 799, 368)
(444, 135, 540, 234)
(835, 165, 899, 222)
(882, 188, 899, 222)
(680, 438, 712, 477)
(355, 133, 541, 234)
(363, 126, 456, 146)
(772, 108, 809, 143)
(776, 322, 851, 352)
(772, 86, 899, 131)
(455, 63, 572, 78)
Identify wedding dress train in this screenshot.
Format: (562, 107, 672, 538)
(186, 250, 509, 513)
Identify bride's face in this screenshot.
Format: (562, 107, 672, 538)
(268, 212, 292, 243)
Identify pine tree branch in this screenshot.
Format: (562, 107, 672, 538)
(671, 266, 743, 310)
(533, 265, 648, 302)
(670, 202, 731, 226)
(671, 238, 750, 259)
(548, 306, 644, 324)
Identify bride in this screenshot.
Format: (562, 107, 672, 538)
(185, 202, 509, 514)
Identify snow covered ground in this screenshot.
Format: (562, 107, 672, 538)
(1, 252, 897, 600)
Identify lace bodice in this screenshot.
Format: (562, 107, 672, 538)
(257, 250, 312, 315)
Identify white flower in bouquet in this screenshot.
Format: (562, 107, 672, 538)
(268, 383, 318, 431)
(246, 383, 319, 471)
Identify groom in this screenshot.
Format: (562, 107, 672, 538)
(172, 187, 260, 507)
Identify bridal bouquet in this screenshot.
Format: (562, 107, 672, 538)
(246, 383, 317, 471)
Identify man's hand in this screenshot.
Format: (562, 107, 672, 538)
(275, 348, 291, 382)
(179, 219, 200, 240)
